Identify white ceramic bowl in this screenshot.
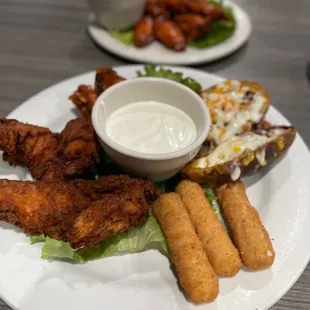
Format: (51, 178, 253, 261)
(87, 0, 145, 30)
(92, 78, 211, 182)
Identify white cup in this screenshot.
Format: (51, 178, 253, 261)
(92, 77, 211, 182)
(87, 0, 145, 30)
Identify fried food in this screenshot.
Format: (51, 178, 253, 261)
(164, 0, 226, 19)
(176, 180, 242, 276)
(174, 14, 211, 41)
(154, 20, 186, 51)
(50, 117, 101, 181)
(134, 16, 155, 47)
(69, 85, 97, 119)
(164, 0, 188, 14)
(0, 175, 157, 249)
(216, 181, 275, 270)
(95, 67, 126, 96)
(152, 193, 219, 304)
(69, 67, 125, 118)
(145, 0, 170, 19)
(0, 118, 100, 181)
(182, 126, 296, 186)
(197, 3, 227, 20)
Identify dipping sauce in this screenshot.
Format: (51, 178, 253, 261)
(106, 101, 197, 154)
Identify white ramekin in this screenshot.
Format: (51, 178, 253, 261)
(91, 77, 211, 182)
(87, 0, 145, 30)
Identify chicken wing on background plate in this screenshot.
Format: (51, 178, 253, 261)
(174, 13, 211, 41)
(0, 118, 100, 181)
(0, 175, 157, 249)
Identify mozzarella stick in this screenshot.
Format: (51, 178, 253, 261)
(152, 193, 219, 304)
(176, 180, 242, 276)
(216, 181, 275, 270)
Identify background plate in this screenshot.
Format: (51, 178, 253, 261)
(87, 1, 252, 65)
(0, 65, 309, 310)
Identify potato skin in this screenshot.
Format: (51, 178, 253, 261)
(200, 80, 271, 145)
(182, 126, 297, 186)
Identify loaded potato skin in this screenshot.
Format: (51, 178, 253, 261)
(182, 126, 296, 186)
(200, 80, 270, 145)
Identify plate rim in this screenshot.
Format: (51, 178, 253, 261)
(87, 1, 252, 65)
(1, 65, 310, 310)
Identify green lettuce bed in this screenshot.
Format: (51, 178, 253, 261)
(31, 190, 220, 263)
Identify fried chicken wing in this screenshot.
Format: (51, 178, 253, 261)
(134, 16, 155, 47)
(201, 3, 227, 20)
(145, 0, 170, 19)
(164, 0, 227, 20)
(69, 67, 126, 118)
(69, 85, 97, 119)
(164, 0, 189, 14)
(0, 175, 157, 249)
(154, 20, 186, 51)
(174, 13, 211, 41)
(0, 118, 100, 181)
(95, 67, 126, 96)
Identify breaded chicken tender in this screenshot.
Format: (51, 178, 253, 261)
(152, 193, 219, 304)
(176, 180, 242, 276)
(0, 175, 157, 249)
(216, 181, 275, 270)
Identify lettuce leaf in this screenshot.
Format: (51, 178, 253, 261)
(30, 214, 168, 263)
(30, 234, 46, 244)
(189, 1, 236, 49)
(109, 29, 133, 45)
(204, 188, 226, 227)
(137, 65, 202, 92)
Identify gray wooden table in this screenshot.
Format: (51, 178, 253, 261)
(0, 0, 310, 309)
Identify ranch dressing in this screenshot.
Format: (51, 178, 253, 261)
(106, 101, 197, 154)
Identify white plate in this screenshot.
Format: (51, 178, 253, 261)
(0, 65, 309, 310)
(87, 1, 252, 65)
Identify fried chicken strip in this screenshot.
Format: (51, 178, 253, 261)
(0, 175, 157, 249)
(0, 118, 100, 181)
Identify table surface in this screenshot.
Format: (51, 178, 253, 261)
(0, 0, 310, 309)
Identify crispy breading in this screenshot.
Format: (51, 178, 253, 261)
(216, 181, 275, 270)
(95, 67, 126, 96)
(176, 180, 242, 277)
(68, 85, 97, 119)
(153, 193, 219, 304)
(0, 118, 100, 181)
(0, 175, 157, 249)
(69, 68, 125, 118)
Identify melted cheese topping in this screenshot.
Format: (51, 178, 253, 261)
(203, 80, 268, 145)
(195, 129, 284, 169)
